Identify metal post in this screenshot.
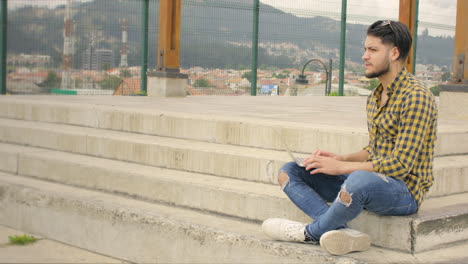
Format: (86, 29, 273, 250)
(0, 0, 7, 95)
(412, 0, 419, 75)
(140, 0, 149, 94)
(327, 59, 333, 95)
(453, 0, 468, 82)
(250, 0, 259, 96)
(338, 0, 347, 96)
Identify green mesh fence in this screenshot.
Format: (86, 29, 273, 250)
(3, 0, 456, 96)
(6, 0, 149, 95)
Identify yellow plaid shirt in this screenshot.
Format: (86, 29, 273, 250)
(364, 68, 438, 207)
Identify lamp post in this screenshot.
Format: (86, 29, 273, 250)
(294, 58, 332, 96)
(1, 0, 8, 95)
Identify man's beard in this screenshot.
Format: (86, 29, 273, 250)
(365, 60, 390, 79)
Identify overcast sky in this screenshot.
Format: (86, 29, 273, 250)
(262, 0, 456, 36)
(10, 0, 457, 36)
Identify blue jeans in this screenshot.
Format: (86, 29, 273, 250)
(280, 162, 418, 242)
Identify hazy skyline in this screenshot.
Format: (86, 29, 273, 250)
(9, 0, 457, 36)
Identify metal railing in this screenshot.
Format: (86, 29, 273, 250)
(0, 0, 456, 96)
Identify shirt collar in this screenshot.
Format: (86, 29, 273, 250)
(387, 68, 408, 93)
(374, 68, 408, 96)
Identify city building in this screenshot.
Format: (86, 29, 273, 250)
(82, 48, 114, 71)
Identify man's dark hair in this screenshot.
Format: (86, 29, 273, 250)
(367, 20, 412, 62)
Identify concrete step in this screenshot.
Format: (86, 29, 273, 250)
(351, 192, 468, 253)
(0, 119, 467, 197)
(427, 155, 468, 197)
(0, 97, 369, 155)
(0, 142, 302, 223)
(0, 117, 288, 184)
(0, 172, 340, 264)
(1, 97, 467, 156)
(1, 142, 468, 253)
(2, 172, 468, 263)
(0, 225, 126, 264)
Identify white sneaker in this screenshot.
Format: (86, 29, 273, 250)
(261, 218, 311, 243)
(320, 228, 371, 255)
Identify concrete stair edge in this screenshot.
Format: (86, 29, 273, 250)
(3, 171, 468, 263)
(0, 172, 366, 264)
(1, 99, 467, 156)
(0, 99, 369, 155)
(2, 142, 468, 253)
(0, 119, 467, 191)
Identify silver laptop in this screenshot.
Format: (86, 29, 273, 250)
(283, 140, 306, 167)
(275, 130, 306, 167)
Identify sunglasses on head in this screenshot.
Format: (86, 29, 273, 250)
(379, 20, 395, 34)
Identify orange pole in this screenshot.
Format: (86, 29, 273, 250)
(453, 0, 468, 82)
(157, 0, 181, 71)
(399, 0, 416, 74)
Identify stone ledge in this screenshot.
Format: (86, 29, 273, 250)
(440, 83, 468, 93)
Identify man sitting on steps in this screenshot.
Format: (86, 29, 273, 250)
(262, 20, 438, 256)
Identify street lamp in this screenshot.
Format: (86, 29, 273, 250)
(294, 58, 332, 96)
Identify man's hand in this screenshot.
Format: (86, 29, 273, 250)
(304, 155, 347, 175)
(303, 150, 345, 175)
(307, 149, 343, 161)
(303, 149, 374, 176)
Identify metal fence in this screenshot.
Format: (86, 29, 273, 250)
(0, 0, 456, 96)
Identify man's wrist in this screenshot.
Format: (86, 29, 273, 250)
(342, 161, 374, 174)
(338, 154, 348, 162)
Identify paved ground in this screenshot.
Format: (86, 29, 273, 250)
(0, 225, 126, 264)
(3, 95, 466, 133)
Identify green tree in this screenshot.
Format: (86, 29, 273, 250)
(237, 65, 248, 70)
(120, 69, 132, 78)
(193, 78, 210, 88)
(39, 71, 61, 89)
(441, 71, 451, 82)
(102, 63, 112, 71)
(273, 73, 288, 79)
(99, 75, 122, 90)
(241, 71, 252, 83)
(366, 78, 380, 90)
(328, 91, 343, 96)
(430, 85, 440, 96)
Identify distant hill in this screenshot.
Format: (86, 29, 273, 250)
(7, 0, 454, 70)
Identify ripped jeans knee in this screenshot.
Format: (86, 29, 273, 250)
(278, 171, 289, 190)
(337, 184, 353, 207)
(277, 161, 301, 190)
